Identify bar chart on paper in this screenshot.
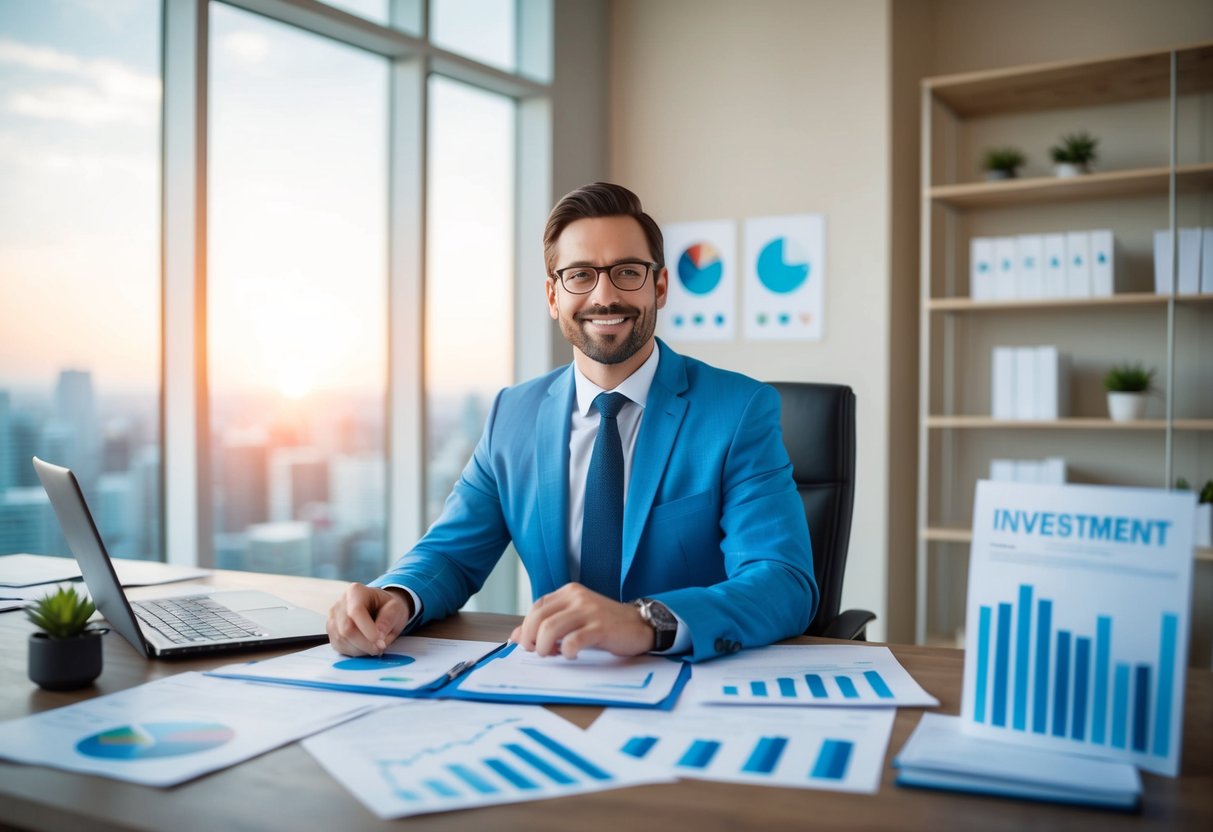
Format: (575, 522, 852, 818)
(688, 644, 938, 707)
(302, 701, 672, 819)
(588, 702, 896, 794)
(963, 482, 1194, 776)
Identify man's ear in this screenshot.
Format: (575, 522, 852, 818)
(654, 266, 669, 310)
(546, 278, 560, 320)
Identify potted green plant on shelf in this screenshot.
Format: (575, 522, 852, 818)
(1177, 478, 1213, 548)
(982, 146, 1027, 181)
(27, 585, 106, 691)
(1103, 362, 1154, 422)
(1050, 130, 1099, 177)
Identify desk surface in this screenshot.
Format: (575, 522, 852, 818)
(1, 567, 1210, 831)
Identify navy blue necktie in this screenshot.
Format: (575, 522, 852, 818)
(580, 392, 628, 600)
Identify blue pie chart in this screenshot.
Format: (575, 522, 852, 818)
(678, 242, 724, 295)
(333, 653, 416, 671)
(76, 722, 235, 759)
(756, 237, 809, 294)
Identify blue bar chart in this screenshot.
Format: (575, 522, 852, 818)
(970, 582, 1180, 763)
(302, 702, 672, 819)
(591, 703, 895, 794)
(963, 481, 1193, 777)
(690, 644, 938, 707)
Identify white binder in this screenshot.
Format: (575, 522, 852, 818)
(1065, 231, 1091, 297)
(1043, 234, 1068, 298)
(1016, 235, 1044, 299)
(1089, 229, 1116, 296)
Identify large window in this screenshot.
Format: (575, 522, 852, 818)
(425, 76, 515, 526)
(2, 1, 549, 609)
(0, 0, 162, 560)
(208, 4, 389, 579)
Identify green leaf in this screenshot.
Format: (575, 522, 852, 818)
(25, 585, 96, 639)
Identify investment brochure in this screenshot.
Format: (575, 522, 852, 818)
(962, 481, 1194, 776)
(208, 637, 689, 709)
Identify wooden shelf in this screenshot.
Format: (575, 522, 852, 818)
(925, 41, 1213, 118)
(926, 292, 1168, 312)
(926, 417, 1213, 431)
(927, 162, 1213, 209)
(922, 526, 1213, 561)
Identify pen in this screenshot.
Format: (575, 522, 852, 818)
(441, 641, 510, 683)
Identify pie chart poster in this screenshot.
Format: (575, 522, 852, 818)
(743, 214, 825, 341)
(659, 219, 736, 343)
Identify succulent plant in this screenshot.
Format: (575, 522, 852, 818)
(1103, 362, 1154, 393)
(26, 585, 97, 639)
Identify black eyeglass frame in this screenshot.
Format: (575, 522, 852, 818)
(550, 261, 660, 294)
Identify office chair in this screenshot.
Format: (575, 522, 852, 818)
(770, 382, 875, 640)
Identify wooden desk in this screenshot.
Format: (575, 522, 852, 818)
(1, 568, 1210, 831)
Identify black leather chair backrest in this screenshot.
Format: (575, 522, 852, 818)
(770, 382, 858, 636)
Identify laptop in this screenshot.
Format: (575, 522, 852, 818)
(33, 456, 329, 658)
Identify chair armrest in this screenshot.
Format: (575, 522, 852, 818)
(818, 608, 877, 641)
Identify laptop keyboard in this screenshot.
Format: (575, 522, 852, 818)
(133, 595, 267, 644)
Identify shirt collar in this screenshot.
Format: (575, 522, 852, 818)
(573, 341, 661, 416)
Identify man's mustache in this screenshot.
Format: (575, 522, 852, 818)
(574, 303, 640, 320)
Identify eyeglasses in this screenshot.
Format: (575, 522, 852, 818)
(551, 261, 657, 294)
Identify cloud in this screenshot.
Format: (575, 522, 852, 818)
(0, 38, 160, 126)
(218, 30, 271, 65)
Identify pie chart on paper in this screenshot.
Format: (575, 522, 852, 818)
(677, 242, 725, 296)
(333, 653, 416, 671)
(76, 722, 235, 759)
(756, 237, 810, 294)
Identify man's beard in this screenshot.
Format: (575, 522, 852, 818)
(560, 302, 654, 366)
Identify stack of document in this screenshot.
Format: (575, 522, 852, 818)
(895, 713, 1141, 810)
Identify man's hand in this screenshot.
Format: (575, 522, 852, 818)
(327, 584, 414, 657)
(508, 583, 653, 659)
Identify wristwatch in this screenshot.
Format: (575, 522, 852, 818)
(632, 598, 678, 652)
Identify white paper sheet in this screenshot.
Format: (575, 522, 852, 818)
(0, 672, 387, 786)
(452, 645, 684, 705)
(962, 481, 1194, 776)
(0, 553, 210, 589)
(303, 701, 674, 818)
(587, 689, 895, 794)
(687, 644, 938, 708)
(208, 636, 504, 694)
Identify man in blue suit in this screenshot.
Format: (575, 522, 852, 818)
(328, 182, 817, 663)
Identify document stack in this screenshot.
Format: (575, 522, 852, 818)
(991, 346, 1069, 420)
(1153, 228, 1213, 295)
(971, 231, 1117, 300)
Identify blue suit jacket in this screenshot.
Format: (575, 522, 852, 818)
(371, 340, 818, 662)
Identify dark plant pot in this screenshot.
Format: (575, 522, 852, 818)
(28, 630, 104, 691)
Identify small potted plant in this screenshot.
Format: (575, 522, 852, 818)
(982, 146, 1027, 180)
(1103, 362, 1154, 422)
(27, 585, 106, 691)
(1178, 478, 1213, 548)
(1050, 131, 1099, 177)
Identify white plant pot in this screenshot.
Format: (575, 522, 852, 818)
(1195, 503, 1212, 549)
(1053, 162, 1090, 178)
(1107, 392, 1147, 422)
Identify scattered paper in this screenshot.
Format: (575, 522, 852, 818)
(0, 672, 387, 786)
(303, 700, 674, 818)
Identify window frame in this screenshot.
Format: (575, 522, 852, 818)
(162, 0, 552, 575)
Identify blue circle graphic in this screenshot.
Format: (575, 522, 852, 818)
(677, 243, 724, 296)
(333, 653, 417, 671)
(756, 238, 809, 294)
(77, 722, 235, 759)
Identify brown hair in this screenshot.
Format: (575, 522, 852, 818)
(542, 182, 664, 275)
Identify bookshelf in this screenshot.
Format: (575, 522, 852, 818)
(916, 42, 1213, 646)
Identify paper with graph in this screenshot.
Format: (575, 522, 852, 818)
(302, 701, 673, 818)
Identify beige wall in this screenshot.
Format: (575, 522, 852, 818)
(609, 0, 896, 639)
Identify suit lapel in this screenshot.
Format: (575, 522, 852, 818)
(536, 367, 574, 591)
(622, 343, 689, 582)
